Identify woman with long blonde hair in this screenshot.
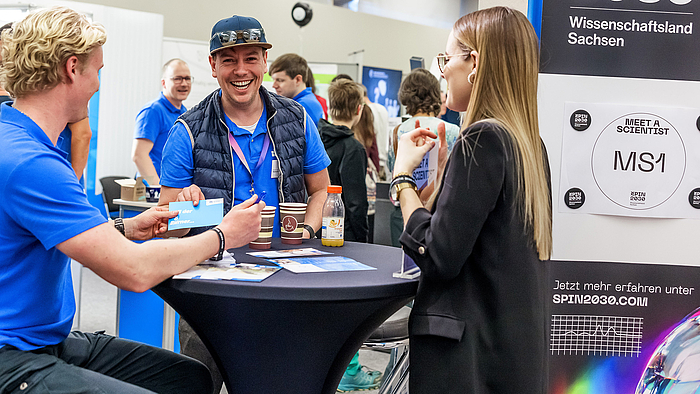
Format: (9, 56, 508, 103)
(391, 7, 551, 393)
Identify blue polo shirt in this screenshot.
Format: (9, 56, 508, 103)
(134, 92, 187, 177)
(0, 103, 106, 351)
(55, 126, 86, 187)
(294, 87, 324, 127)
(160, 92, 331, 237)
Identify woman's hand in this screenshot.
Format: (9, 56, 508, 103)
(124, 206, 179, 240)
(393, 120, 438, 177)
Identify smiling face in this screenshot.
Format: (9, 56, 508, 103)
(73, 46, 103, 121)
(162, 61, 191, 107)
(210, 46, 267, 113)
(442, 30, 475, 113)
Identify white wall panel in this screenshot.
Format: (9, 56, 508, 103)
(68, 0, 451, 80)
(162, 38, 218, 111)
(93, 7, 163, 185)
(539, 73, 700, 266)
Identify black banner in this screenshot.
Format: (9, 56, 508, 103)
(548, 260, 700, 393)
(540, 0, 700, 81)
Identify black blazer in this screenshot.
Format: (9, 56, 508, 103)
(400, 121, 550, 394)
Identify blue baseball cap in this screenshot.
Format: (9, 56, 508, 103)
(210, 15, 272, 54)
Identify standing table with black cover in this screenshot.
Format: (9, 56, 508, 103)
(153, 239, 418, 394)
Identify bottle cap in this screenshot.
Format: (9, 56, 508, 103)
(327, 185, 342, 193)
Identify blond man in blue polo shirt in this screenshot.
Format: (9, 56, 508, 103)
(0, 7, 264, 393)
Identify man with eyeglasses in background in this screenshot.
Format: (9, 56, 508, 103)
(158, 15, 331, 393)
(131, 58, 192, 185)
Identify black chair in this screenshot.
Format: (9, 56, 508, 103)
(363, 305, 411, 394)
(100, 176, 129, 218)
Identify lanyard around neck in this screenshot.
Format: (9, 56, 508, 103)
(228, 132, 271, 177)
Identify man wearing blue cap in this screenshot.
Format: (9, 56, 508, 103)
(158, 14, 331, 393)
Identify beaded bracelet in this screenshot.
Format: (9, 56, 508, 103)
(210, 227, 225, 261)
(114, 218, 126, 237)
(390, 174, 417, 190)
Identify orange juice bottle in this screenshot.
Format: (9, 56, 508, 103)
(321, 185, 344, 247)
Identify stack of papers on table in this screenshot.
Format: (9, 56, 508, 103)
(247, 248, 332, 259)
(173, 251, 280, 282)
(249, 247, 376, 273)
(270, 256, 376, 273)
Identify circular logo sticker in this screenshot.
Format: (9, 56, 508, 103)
(570, 110, 591, 131)
(591, 112, 686, 210)
(565, 188, 585, 209)
(282, 215, 298, 232)
(689, 188, 700, 209)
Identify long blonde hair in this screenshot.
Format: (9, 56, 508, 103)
(448, 7, 552, 260)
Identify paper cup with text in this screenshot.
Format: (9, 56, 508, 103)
(249, 206, 277, 250)
(279, 202, 307, 245)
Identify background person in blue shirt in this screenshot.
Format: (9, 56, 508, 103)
(158, 15, 331, 393)
(0, 7, 264, 393)
(131, 58, 191, 184)
(269, 52, 325, 126)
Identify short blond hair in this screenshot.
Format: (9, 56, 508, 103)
(328, 80, 363, 122)
(1, 6, 106, 98)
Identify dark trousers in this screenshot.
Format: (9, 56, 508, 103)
(179, 318, 223, 394)
(0, 331, 212, 394)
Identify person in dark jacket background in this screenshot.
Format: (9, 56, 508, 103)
(319, 79, 369, 244)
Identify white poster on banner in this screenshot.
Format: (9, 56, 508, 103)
(559, 102, 700, 218)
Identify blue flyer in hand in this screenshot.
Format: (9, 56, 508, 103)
(168, 198, 224, 230)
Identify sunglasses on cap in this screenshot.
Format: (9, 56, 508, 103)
(211, 28, 266, 46)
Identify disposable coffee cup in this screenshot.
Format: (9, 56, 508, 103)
(146, 185, 161, 203)
(279, 202, 307, 245)
(249, 206, 277, 250)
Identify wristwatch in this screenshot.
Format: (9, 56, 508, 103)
(389, 181, 418, 207)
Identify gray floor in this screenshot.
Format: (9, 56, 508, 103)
(76, 266, 391, 394)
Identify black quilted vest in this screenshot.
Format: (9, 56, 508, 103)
(177, 87, 307, 234)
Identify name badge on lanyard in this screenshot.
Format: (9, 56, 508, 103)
(271, 150, 280, 179)
(228, 132, 270, 196)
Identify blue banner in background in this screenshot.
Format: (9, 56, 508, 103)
(528, 0, 543, 38)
